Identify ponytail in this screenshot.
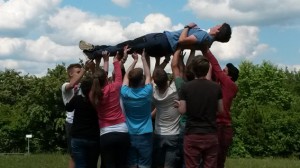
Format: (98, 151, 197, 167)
(89, 69, 107, 106)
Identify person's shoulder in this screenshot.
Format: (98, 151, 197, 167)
(61, 82, 70, 92)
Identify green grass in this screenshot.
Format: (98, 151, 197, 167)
(0, 154, 299, 168)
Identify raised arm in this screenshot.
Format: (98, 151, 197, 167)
(102, 51, 110, 73)
(171, 48, 182, 78)
(121, 45, 130, 66)
(141, 49, 151, 85)
(65, 68, 85, 91)
(113, 52, 122, 86)
(123, 52, 138, 86)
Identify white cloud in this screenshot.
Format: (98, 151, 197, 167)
(46, 7, 127, 45)
(124, 13, 173, 38)
(186, 0, 300, 26)
(0, 0, 61, 37)
(210, 26, 271, 60)
(277, 64, 300, 72)
(111, 0, 131, 8)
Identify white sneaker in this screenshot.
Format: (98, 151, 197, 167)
(79, 40, 94, 51)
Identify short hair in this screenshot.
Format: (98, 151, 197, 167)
(153, 68, 168, 89)
(215, 23, 231, 43)
(226, 63, 239, 82)
(128, 68, 144, 88)
(185, 64, 195, 81)
(67, 63, 82, 77)
(191, 55, 209, 78)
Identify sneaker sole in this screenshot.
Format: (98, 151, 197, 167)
(79, 40, 94, 51)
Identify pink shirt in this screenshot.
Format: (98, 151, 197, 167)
(97, 61, 126, 128)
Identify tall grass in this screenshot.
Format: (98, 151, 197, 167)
(0, 154, 299, 168)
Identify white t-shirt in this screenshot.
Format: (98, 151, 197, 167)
(61, 82, 80, 124)
(153, 82, 181, 135)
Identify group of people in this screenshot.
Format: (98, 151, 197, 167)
(61, 22, 239, 168)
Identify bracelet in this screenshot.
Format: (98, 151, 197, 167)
(184, 25, 191, 29)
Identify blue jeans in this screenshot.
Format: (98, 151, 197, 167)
(94, 33, 172, 57)
(152, 134, 180, 168)
(71, 138, 99, 168)
(128, 133, 153, 168)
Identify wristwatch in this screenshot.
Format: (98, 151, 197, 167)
(184, 25, 191, 29)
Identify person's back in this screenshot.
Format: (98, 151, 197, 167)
(176, 55, 223, 168)
(181, 79, 221, 134)
(151, 67, 181, 168)
(153, 82, 180, 135)
(121, 83, 153, 134)
(121, 50, 153, 168)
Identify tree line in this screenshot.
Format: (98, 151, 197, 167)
(0, 61, 299, 158)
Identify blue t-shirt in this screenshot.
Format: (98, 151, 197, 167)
(121, 84, 153, 135)
(164, 28, 213, 52)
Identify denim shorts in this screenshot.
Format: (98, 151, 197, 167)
(152, 134, 180, 168)
(128, 133, 153, 168)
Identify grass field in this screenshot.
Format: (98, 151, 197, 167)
(0, 154, 299, 168)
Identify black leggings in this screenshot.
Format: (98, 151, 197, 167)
(100, 132, 130, 168)
(94, 33, 173, 57)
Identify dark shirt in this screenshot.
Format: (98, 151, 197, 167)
(66, 95, 99, 140)
(179, 79, 222, 134)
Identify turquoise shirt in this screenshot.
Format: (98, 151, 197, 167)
(121, 84, 153, 134)
(164, 28, 213, 52)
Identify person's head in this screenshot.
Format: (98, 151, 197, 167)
(80, 75, 93, 98)
(185, 64, 195, 81)
(191, 55, 210, 78)
(90, 68, 108, 105)
(153, 68, 168, 89)
(67, 63, 82, 79)
(128, 68, 144, 88)
(224, 63, 239, 82)
(212, 23, 231, 43)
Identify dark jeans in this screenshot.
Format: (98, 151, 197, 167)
(217, 125, 233, 168)
(152, 134, 180, 168)
(128, 133, 153, 168)
(100, 132, 130, 168)
(71, 138, 100, 168)
(184, 133, 218, 168)
(65, 122, 72, 155)
(94, 33, 172, 57)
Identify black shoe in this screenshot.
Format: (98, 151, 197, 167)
(79, 40, 94, 51)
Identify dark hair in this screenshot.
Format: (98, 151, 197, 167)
(90, 68, 107, 106)
(128, 68, 144, 88)
(80, 75, 93, 99)
(67, 63, 82, 77)
(191, 55, 209, 78)
(153, 68, 168, 89)
(185, 64, 195, 81)
(215, 23, 231, 43)
(226, 63, 239, 82)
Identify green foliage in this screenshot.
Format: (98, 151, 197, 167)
(0, 65, 68, 153)
(230, 61, 300, 157)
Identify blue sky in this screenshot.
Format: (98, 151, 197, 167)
(0, 0, 299, 76)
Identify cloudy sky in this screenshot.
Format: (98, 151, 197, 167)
(0, 0, 299, 76)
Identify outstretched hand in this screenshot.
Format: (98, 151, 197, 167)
(132, 52, 138, 61)
(141, 48, 148, 59)
(102, 51, 110, 61)
(113, 51, 120, 62)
